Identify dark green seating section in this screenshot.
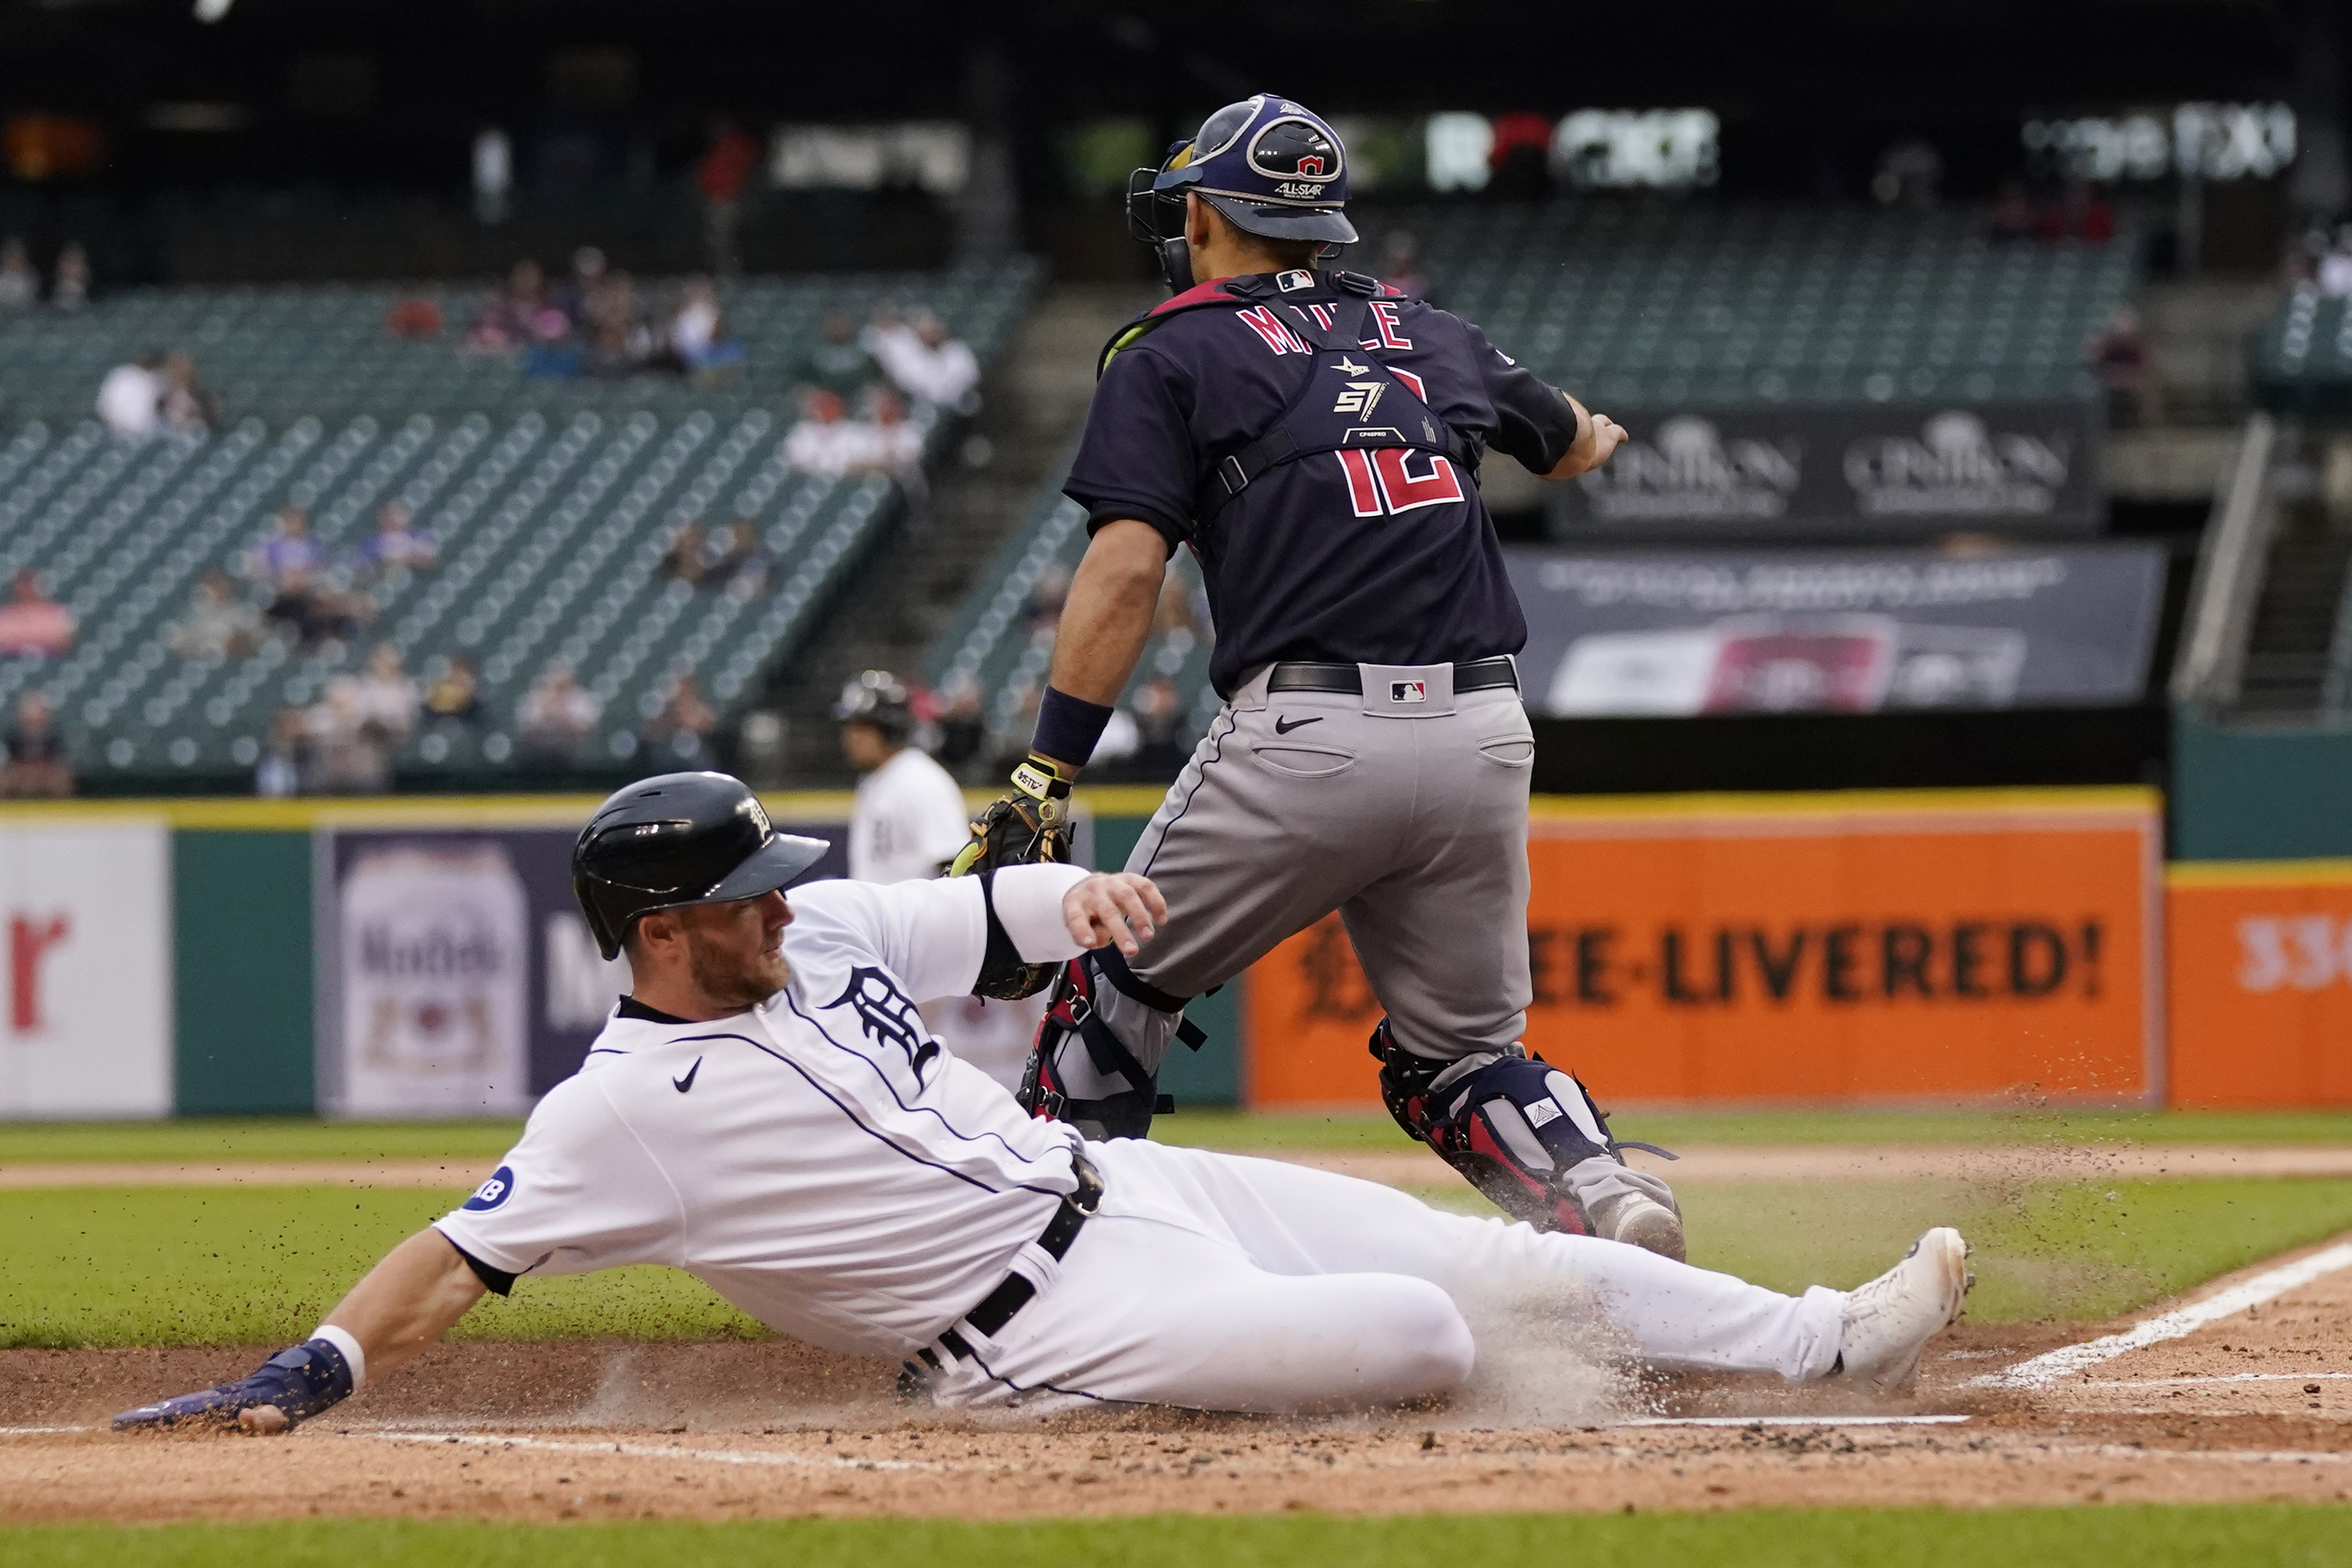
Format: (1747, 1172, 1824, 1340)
(0, 263, 1038, 426)
(0, 263, 1042, 785)
(1365, 201, 2136, 408)
(2249, 288, 2352, 416)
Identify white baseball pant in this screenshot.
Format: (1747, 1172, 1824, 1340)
(925, 1137, 1844, 1413)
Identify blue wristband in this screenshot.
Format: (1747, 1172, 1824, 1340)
(1031, 685, 1115, 769)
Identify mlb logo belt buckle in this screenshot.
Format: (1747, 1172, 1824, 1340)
(1390, 679, 1427, 704)
(1359, 662, 1456, 717)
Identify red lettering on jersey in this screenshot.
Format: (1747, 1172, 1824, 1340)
(9, 912, 68, 1033)
(1389, 367, 1428, 402)
(1369, 300, 1414, 350)
(1305, 303, 1335, 332)
(1335, 449, 1385, 517)
(1233, 305, 1309, 356)
(1372, 449, 1464, 514)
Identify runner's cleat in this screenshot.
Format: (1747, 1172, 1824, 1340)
(1835, 1227, 1973, 1394)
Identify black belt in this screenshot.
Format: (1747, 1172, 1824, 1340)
(1267, 655, 1518, 696)
(923, 1148, 1103, 1367)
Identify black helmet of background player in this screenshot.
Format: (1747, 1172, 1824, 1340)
(833, 668, 913, 744)
(572, 771, 829, 960)
(1127, 94, 1357, 295)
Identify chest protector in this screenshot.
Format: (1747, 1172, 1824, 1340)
(1100, 271, 1484, 544)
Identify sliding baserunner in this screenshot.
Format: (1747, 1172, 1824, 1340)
(116, 772, 1969, 1429)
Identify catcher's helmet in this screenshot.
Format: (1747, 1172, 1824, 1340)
(572, 771, 829, 960)
(1128, 95, 1356, 291)
(833, 669, 913, 743)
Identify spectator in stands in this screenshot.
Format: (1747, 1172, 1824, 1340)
(424, 653, 484, 725)
(518, 659, 601, 757)
(466, 259, 546, 353)
(251, 507, 323, 590)
(0, 691, 71, 798)
(0, 237, 36, 312)
(930, 671, 985, 772)
(799, 313, 877, 399)
(1989, 180, 2039, 243)
(667, 275, 746, 377)
(96, 352, 164, 438)
(867, 389, 923, 474)
(385, 295, 443, 339)
(711, 518, 769, 597)
(783, 389, 873, 479)
(640, 672, 718, 768)
(168, 570, 265, 661)
(583, 269, 656, 379)
(697, 117, 761, 276)
(354, 642, 421, 747)
(2043, 178, 2115, 243)
(355, 501, 438, 576)
(2319, 227, 2352, 298)
(867, 309, 980, 415)
(1380, 231, 1433, 303)
(551, 247, 606, 330)
(255, 705, 307, 797)
(0, 571, 74, 659)
(306, 675, 395, 794)
(159, 351, 217, 434)
(661, 519, 710, 586)
(49, 241, 88, 311)
(1128, 675, 1190, 779)
(2087, 306, 2159, 427)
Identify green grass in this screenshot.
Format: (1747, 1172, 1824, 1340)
(0, 1187, 763, 1349)
(1409, 1175, 2352, 1324)
(9, 1509, 2352, 1568)
(0, 1119, 527, 1165)
(7, 1107, 2352, 1167)
(11, 1172, 2352, 1347)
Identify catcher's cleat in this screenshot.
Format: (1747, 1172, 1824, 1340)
(112, 1337, 357, 1433)
(1373, 1021, 1685, 1258)
(1834, 1227, 1973, 1394)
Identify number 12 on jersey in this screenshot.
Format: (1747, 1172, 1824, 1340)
(1336, 448, 1466, 518)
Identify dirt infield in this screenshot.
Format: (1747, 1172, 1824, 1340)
(7, 1232, 2351, 1524)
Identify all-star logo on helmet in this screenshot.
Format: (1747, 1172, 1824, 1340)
(1139, 93, 1357, 248)
(1247, 115, 1344, 190)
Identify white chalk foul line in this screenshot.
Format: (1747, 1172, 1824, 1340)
(1974, 1239, 2352, 1390)
(2073, 1371, 2352, 1389)
(358, 1430, 934, 1472)
(1619, 1415, 1971, 1429)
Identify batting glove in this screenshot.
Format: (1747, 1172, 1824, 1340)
(112, 1337, 356, 1433)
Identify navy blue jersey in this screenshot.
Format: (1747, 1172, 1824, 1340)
(1063, 270, 1581, 697)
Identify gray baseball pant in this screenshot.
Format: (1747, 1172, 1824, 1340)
(1079, 658, 1537, 1079)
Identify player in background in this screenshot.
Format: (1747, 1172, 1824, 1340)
(957, 95, 1681, 1259)
(114, 771, 1971, 1433)
(839, 669, 1043, 1092)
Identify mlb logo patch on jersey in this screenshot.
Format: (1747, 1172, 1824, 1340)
(1277, 269, 1315, 292)
(463, 1165, 515, 1211)
(1390, 680, 1427, 704)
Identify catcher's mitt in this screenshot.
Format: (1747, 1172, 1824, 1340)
(951, 753, 1077, 999)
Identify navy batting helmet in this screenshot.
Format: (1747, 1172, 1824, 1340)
(572, 771, 829, 960)
(833, 669, 913, 742)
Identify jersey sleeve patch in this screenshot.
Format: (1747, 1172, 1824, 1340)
(461, 1165, 516, 1211)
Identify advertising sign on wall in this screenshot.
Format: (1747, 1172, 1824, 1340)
(1505, 543, 2165, 717)
(1547, 403, 2103, 539)
(321, 817, 849, 1116)
(1245, 789, 2159, 1108)
(0, 820, 172, 1118)
(2167, 861, 2352, 1107)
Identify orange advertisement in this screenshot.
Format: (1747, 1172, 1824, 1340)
(1245, 788, 2161, 1108)
(2167, 860, 2352, 1107)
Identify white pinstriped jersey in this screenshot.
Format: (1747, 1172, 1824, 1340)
(433, 866, 1091, 1357)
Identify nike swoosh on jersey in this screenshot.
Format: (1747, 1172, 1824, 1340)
(1273, 715, 1323, 734)
(673, 1057, 701, 1093)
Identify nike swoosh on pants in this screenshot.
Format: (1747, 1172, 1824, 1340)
(1273, 715, 1323, 734)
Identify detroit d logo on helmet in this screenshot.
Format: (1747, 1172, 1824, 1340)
(1248, 117, 1343, 199)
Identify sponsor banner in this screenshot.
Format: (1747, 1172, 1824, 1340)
(1505, 543, 2165, 715)
(2167, 861, 2352, 1107)
(0, 821, 172, 1119)
(1245, 790, 2159, 1107)
(1547, 403, 2103, 538)
(321, 822, 851, 1116)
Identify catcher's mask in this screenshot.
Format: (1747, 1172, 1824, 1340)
(1127, 94, 1357, 294)
(572, 771, 829, 960)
